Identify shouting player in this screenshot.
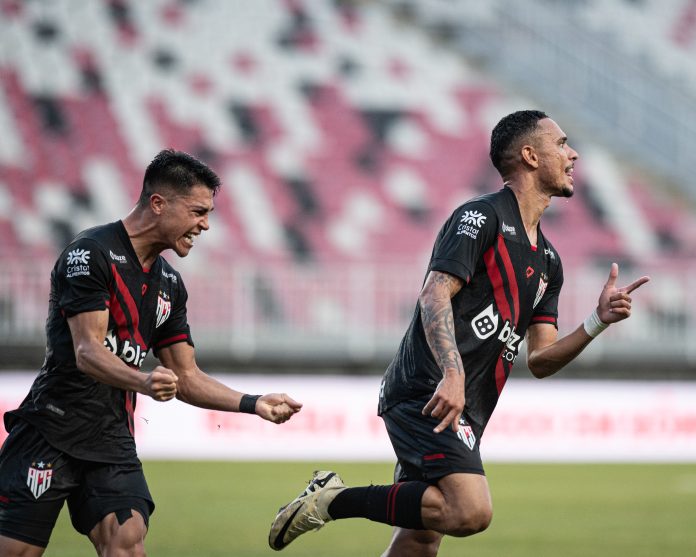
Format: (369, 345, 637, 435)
(0, 149, 302, 556)
(268, 110, 649, 555)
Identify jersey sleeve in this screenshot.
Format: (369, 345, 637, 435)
(429, 201, 498, 282)
(152, 273, 194, 353)
(530, 258, 564, 329)
(54, 239, 111, 317)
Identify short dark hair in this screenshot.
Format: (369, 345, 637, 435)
(138, 149, 221, 206)
(489, 110, 548, 176)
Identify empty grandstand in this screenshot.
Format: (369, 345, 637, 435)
(0, 0, 694, 372)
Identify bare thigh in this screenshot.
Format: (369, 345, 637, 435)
(0, 535, 46, 557)
(88, 509, 147, 557)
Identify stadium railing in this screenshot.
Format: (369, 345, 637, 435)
(1, 256, 694, 370)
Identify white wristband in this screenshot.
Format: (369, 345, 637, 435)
(583, 309, 609, 338)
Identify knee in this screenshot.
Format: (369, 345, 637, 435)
(447, 506, 493, 537)
(95, 538, 146, 557)
(96, 540, 146, 557)
(91, 510, 147, 557)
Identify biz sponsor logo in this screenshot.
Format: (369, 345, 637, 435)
(66, 248, 91, 278)
(110, 250, 127, 263)
(457, 210, 487, 239)
(27, 461, 53, 499)
(544, 248, 556, 260)
(104, 329, 148, 368)
(470, 304, 522, 363)
(471, 304, 499, 340)
(498, 320, 522, 363)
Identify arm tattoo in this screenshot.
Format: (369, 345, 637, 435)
(420, 272, 465, 377)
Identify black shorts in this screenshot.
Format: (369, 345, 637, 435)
(382, 396, 485, 484)
(0, 420, 154, 548)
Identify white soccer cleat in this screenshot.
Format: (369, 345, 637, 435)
(268, 470, 346, 551)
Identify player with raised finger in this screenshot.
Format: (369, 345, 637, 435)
(268, 110, 649, 556)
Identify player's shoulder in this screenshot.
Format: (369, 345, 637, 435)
(448, 188, 507, 229)
(538, 229, 563, 273)
(157, 255, 184, 288)
(67, 222, 121, 251)
(57, 222, 121, 265)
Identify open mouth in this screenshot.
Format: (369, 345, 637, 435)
(183, 232, 196, 247)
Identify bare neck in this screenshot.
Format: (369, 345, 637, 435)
(121, 208, 166, 270)
(504, 177, 551, 243)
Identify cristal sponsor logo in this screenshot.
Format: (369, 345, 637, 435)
(27, 460, 53, 499)
(544, 248, 556, 260)
(457, 418, 476, 451)
(110, 250, 127, 263)
(67, 249, 90, 265)
(457, 210, 487, 239)
(66, 248, 91, 278)
(461, 210, 486, 227)
(162, 270, 178, 283)
(501, 222, 516, 236)
(104, 329, 148, 368)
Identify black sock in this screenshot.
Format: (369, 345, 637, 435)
(327, 482, 428, 529)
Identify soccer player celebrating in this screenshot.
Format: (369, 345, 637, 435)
(269, 111, 649, 555)
(0, 150, 302, 557)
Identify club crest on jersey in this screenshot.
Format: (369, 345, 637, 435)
(66, 248, 91, 278)
(156, 291, 171, 328)
(457, 210, 486, 239)
(534, 273, 549, 308)
(27, 461, 53, 499)
(457, 418, 476, 451)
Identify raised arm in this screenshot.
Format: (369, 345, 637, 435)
(156, 341, 302, 424)
(526, 263, 650, 378)
(68, 310, 178, 401)
(419, 270, 466, 433)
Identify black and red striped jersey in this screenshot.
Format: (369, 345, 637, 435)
(379, 186, 563, 439)
(5, 221, 193, 463)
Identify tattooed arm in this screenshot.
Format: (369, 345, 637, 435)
(419, 270, 466, 433)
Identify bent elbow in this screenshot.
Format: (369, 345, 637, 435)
(526, 355, 551, 379)
(74, 343, 96, 375)
(74, 345, 87, 371)
(528, 366, 548, 379)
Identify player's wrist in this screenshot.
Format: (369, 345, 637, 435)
(583, 308, 609, 338)
(239, 394, 261, 414)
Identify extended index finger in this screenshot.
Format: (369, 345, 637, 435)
(622, 275, 650, 294)
(434, 409, 459, 434)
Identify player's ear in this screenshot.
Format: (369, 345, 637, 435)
(521, 144, 539, 169)
(150, 193, 166, 215)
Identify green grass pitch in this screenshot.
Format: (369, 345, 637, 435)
(46, 461, 696, 556)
